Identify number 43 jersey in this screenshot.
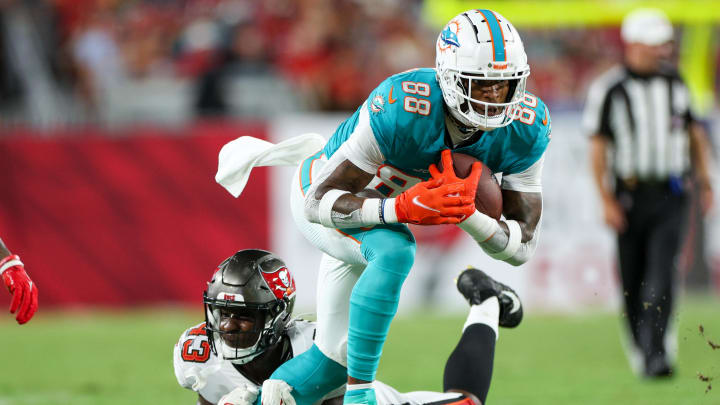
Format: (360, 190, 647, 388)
(173, 320, 322, 404)
(173, 320, 467, 405)
(321, 68, 551, 197)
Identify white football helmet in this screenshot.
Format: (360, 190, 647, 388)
(436, 9, 530, 129)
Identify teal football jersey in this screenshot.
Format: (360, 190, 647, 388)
(322, 68, 551, 196)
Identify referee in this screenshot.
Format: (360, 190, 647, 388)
(582, 9, 715, 378)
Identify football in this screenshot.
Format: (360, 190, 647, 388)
(438, 152, 503, 220)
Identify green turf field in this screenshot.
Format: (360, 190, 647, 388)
(0, 295, 718, 404)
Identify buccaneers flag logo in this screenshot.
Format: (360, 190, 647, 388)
(261, 267, 296, 300)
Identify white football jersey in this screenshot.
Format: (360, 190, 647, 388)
(173, 319, 330, 404)
(174, 319, 463, 405)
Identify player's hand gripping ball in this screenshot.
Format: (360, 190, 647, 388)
(432, 150, 503, 220)
(394, 177, 475, 225)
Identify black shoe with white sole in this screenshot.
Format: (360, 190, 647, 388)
(456, 267, 523, 328)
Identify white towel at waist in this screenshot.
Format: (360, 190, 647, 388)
(216, 133, 326, 198)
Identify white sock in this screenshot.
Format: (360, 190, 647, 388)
(346, 382, 374, 391)
(463, 296, 499, 340)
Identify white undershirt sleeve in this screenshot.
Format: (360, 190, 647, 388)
(338, 101, 386, 174)
(501, 155, 544, 193)
(303, 102, 393, 228)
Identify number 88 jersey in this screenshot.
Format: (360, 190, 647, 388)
(321, 68, 551, 197)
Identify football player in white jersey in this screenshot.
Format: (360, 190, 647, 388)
(0, 237, 38, 324)
(174, 249, 523, 405)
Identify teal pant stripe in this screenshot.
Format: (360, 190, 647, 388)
(300, 149, 324, 194)
(347, 226, 416, 381)
(344, 388, 377, 405)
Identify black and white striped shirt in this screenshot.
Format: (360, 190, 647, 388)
(582, 66, 695, 181)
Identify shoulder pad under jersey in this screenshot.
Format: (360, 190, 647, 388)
(365, 68, 446, 161)
(498, 92, 551, 174)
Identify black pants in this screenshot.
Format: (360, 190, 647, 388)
(616, 180, 689, 364)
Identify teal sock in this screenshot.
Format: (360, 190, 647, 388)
(343, 387, 377, 405)
(268, 344, 347, 405)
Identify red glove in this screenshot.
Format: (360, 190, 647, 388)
(429, 149, 483, 202)
(395, 177, 475, 225)
(1, 255, 38, 325)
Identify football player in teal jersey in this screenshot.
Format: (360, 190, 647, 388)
(262, 9, 550, 405)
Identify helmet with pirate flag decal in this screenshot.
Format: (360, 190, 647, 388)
(203, 249, 296, 364)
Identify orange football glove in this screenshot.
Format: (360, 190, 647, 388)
(395, 177, 475, 225)
(429, 149, 483, 202)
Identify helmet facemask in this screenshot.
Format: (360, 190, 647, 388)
(439, 68, 529, 129)
(435, 9, 531, 130)
(202, 249, 297, 365)
(204, 292, 290, 364)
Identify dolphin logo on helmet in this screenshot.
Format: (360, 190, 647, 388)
(440, 23, 460, 48)
(438, 20, 461, 52)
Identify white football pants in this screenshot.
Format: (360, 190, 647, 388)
(290, 153, 368, 366)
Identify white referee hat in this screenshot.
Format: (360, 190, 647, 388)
(621, 8, 673, 46)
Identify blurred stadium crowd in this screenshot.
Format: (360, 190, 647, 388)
(0, 0, 637, 127)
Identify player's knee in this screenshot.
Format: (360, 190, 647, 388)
(362, 226, 416, 272)
(373, 241, 415, 271)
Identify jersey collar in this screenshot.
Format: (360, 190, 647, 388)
(444, 112, 486, 149)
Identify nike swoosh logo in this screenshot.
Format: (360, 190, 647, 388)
(388, 86, 397, 104)
(412, 195, 440, 212)
(501, 290, 521, 314)
(542, 106, 549, 126)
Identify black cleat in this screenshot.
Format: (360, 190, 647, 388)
(456, 267, 523, 328)
(645, 355, 674, 378)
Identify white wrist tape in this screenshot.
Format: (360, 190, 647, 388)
(383, 198, 398, 223)
(488, 220, 522, 261)
(360, 198, 382, 224)
(318, 189, 351, 227)
(458, 211, 498, 241)
(358, 198, 399, 225)
(0, 259, 23, 274)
